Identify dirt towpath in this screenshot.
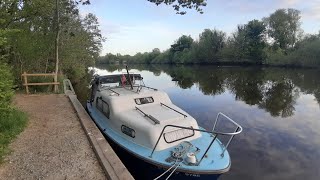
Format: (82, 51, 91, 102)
(0, 94, 106, 180)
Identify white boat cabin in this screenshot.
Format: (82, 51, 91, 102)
(90, 74, 202, 151)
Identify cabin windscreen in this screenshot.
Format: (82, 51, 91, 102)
(97, 74, 142, 84)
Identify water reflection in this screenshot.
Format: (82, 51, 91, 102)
(89, 64, 320, 180)
(98, 64, 320, 117)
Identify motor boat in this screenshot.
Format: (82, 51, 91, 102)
(86, 71, 242, 180)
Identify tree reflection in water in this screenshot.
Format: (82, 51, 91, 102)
(91, 64, 320, 180)
(98, 64, 320, 118)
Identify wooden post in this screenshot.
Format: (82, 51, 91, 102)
(23, 71, 29, 94)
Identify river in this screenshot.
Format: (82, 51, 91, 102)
(75, 64, 320, 180)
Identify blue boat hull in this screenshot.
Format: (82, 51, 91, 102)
(87, 121, 221, 180)
(103, 131, 221, 180)
(86, 103, 223, 179)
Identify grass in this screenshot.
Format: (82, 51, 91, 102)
(0, 108, 28, 163)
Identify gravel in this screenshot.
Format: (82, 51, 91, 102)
(0, 94, 106, 180)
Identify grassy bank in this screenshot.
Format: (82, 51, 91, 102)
(0, 63, 28, 163)
(0, 108, 28, 163)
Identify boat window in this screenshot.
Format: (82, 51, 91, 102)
(134, 97, 154, 105)
(163, 127, 195, 143)
(96, 97, 110, 118)
(121, 125, 135, 138)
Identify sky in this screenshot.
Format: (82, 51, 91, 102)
(79, 0, 320, 56)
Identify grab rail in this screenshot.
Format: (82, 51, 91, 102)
(149, 112, 242, 166)
(108, 89, 120, 96)
(140, 85, 157, 91)
(213, 112, 242, 156)
(135, 107, 160, 124)
(160, 103, 187, 118)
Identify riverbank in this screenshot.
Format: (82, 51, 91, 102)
(0, 94, 105, 179)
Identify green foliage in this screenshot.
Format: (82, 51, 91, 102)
(223, 20, 266, 63)
(0, 63, 27, 163)
(1, 0, 104, 84)
(147, 0, 207, 15)
(170, 35, 194, 52)
(245, 20, 266, 61)
(97, 8, 318, 68)
(0, 63, 14, 109)
(197, 29, 225, 62)
(0, 108, 28, 163)
(287, 36, 320, 66)
(265, 8, 301, 50)
(265, 47, 287, 65)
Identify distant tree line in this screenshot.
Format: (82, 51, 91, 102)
(97, 8, 320, 67)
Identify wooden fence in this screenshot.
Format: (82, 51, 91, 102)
(21, 72, 60, 94)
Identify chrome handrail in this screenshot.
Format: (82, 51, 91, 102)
(212, 112, 243, 156)
(160, 102, 187, 118)
(149, 112, 242, 166)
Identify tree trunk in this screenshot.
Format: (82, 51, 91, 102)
(54, 0, 60, 93)
(44, 57, 49, 73)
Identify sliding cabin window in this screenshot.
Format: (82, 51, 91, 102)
(135, 97, 154, 105)
(163, 127, 195, 143)
(96, 97, 110, 118)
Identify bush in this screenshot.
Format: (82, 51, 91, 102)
(0, 63, 14, 108)
(287, 39, 320, 67)
(0, 63, 28, 162)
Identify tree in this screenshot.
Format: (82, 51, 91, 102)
(147, 0, 207, 15)
(265, 8, 301, 51)
(226, 20, 266, 63)
(170, 35, 194, 52)
(197, 29, 226, 62)
(1, 0, 104, 86)
(54, 0, 60, 92)
(245, 20, 266, 62)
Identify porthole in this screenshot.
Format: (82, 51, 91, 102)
(121, 125, 135, 138)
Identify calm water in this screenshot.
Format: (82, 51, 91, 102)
(79, 64, 320, 180)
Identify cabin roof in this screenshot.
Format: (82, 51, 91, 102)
(99, 86, 158, 97)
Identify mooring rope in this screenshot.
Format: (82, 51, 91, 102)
(153, 159, 180, 180)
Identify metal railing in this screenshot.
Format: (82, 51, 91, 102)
(108, 88, 120, 96)
(140, 85, 158, 91)
(213, 112, 242, 156)
(149, 112, 242, 166)
(135, 106, 160, 124)
(160, 103, 187, 118)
